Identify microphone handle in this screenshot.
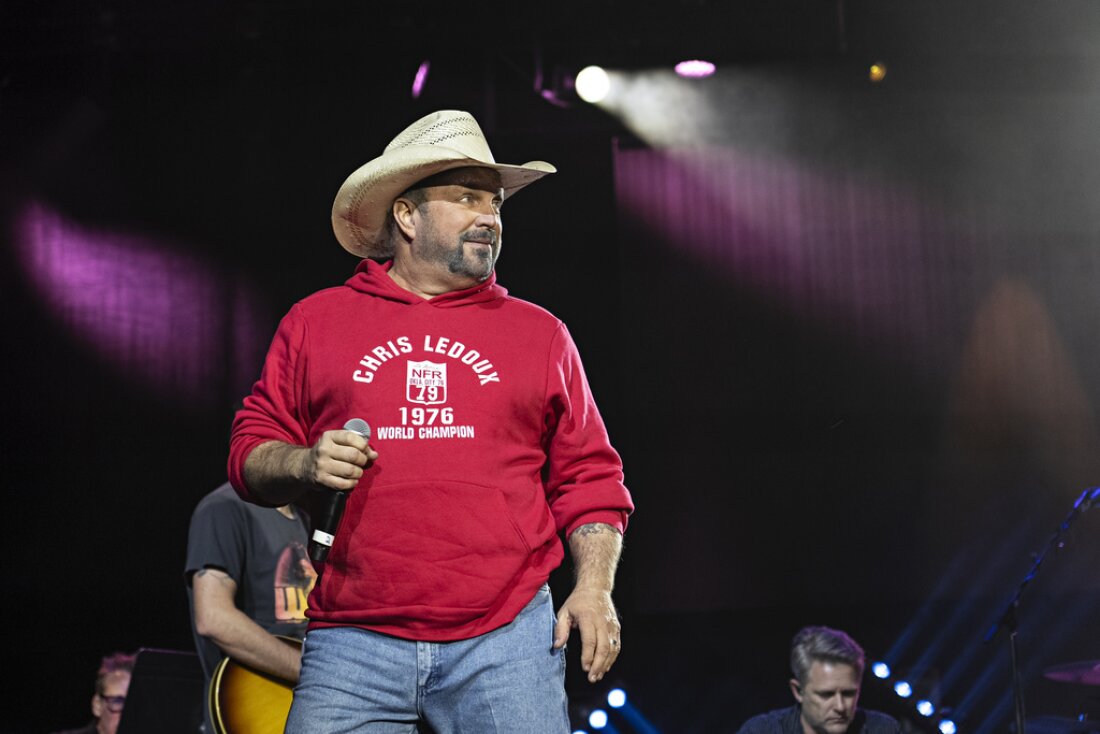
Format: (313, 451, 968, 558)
(309, 490, 348, 563)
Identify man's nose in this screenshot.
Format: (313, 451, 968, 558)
(473, 210, 500, 229)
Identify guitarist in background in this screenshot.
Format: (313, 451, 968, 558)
(184, 481, 317, 731)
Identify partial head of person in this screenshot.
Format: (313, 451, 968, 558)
(91, 651, 136, 734)
(331, 110, 555, 295)
(789, 626, 865, 734)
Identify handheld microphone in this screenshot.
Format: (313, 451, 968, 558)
(308, 418, 371, 563)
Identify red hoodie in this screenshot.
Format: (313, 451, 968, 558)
(229, 259, 633, 641)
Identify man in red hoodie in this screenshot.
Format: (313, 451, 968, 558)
(229, 110, 634, 733)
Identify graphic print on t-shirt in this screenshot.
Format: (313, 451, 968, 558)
(273, 540, 316, 623)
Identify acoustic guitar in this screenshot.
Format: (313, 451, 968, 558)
(208, 637, 300, 734)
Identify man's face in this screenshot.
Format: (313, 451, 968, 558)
(401, 167, 504, 287)
(92, 670, 131, 734)
(790, 661, 860, 734)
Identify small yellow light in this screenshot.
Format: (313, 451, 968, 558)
(869, 63, 888, 83)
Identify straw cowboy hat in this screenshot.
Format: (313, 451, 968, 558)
(332, 110, 556, 259)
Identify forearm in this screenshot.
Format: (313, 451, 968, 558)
(568, 522, 623, 591)
(557, 522, 624, 682)
(194, 568, 303, 682)
(200, 606, 302, 683)
(242, 440, 311, 506)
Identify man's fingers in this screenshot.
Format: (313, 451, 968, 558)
(334, 431, 378, 465)
(554, 592, 623, 682)
(587, 634, 608, 682)
(588, 631, 621, 682)
(339, 429, 371, 452)
(553, 609, 571, 649)
(316, 472, 359, 492)
(336, 444, 369, 467)
(578, 617, 599, 673)
(308, 429, 379, 490)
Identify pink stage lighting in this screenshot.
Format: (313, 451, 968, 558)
(674, 60, 717, 78)
(411, 60, 430, 99)
(13, 200, 266, 407)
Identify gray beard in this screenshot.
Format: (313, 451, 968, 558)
(447, 244, 495, 281)
(444, 232, 498, 281)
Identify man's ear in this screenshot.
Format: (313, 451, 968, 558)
(91, 692, 104, 718)
(393, 198, 418, 240)
(790, 678, 803, 704)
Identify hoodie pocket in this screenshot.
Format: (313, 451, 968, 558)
(333, 479, 535, 625)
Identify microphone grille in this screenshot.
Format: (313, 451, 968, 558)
(343, 418, 371, 440)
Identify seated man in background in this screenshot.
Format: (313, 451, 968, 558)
(737, 626, 900, 734)
(184, 481, 316, 729)
(51, 651, 135, 734)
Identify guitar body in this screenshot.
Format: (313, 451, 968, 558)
(208, 637, 300, 734)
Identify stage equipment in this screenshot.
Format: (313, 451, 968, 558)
(116, 648, 204, 734)
(984, 487, 1100, 734)
(1023, 715, 1100, 733)
(1043, 660, 1100, 686)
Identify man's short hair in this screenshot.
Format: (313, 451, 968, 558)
(790, 626, 865, 685)
(95, 651, 136, 695)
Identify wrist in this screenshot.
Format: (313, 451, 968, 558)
(290, 445, 311, 484)
(572, 583, 613, 594)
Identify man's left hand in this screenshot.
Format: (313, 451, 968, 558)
(553, 587, 621, 683)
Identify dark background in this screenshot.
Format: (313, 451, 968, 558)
(4, 1, 1100, 731)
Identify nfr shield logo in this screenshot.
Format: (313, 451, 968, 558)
(406, 360, 447, 405)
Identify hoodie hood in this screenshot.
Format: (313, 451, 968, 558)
(346, 259, 507, 308)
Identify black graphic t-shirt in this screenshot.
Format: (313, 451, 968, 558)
(184, 483, 315, 682)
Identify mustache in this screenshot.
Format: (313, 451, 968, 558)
(460, 229, 498, 246)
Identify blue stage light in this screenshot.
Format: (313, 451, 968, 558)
(916, 700, 935, 717)
(572, 730, 588, 734)
(872, 662, 891, 679)
(894, 681, 913, 698)
(588, 709, 608, 729)
(607, 688, 627, 708)
(938, 719, 957, 734)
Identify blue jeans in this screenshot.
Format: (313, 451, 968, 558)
(285, 586, 569, 733)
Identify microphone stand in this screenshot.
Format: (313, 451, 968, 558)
(984, 487, 1100, 734)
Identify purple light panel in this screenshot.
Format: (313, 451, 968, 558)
(14, 200, 267, 407)
(613, 146, 971, 373)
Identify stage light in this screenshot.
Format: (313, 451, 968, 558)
(607, 688, 627, 708)
(872, 662, 891, 679)
(588, 709, 609, 729)
(869, 63, 887, 83)
(572, 730, 589, 734)
(675, 60, 716, 79)
(938, 719, 957, 734)
(575, 66, 611, 103)
(894, 681, 913, 698)
(411, 60, 430, 99)
(917, 700, 935, 717)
